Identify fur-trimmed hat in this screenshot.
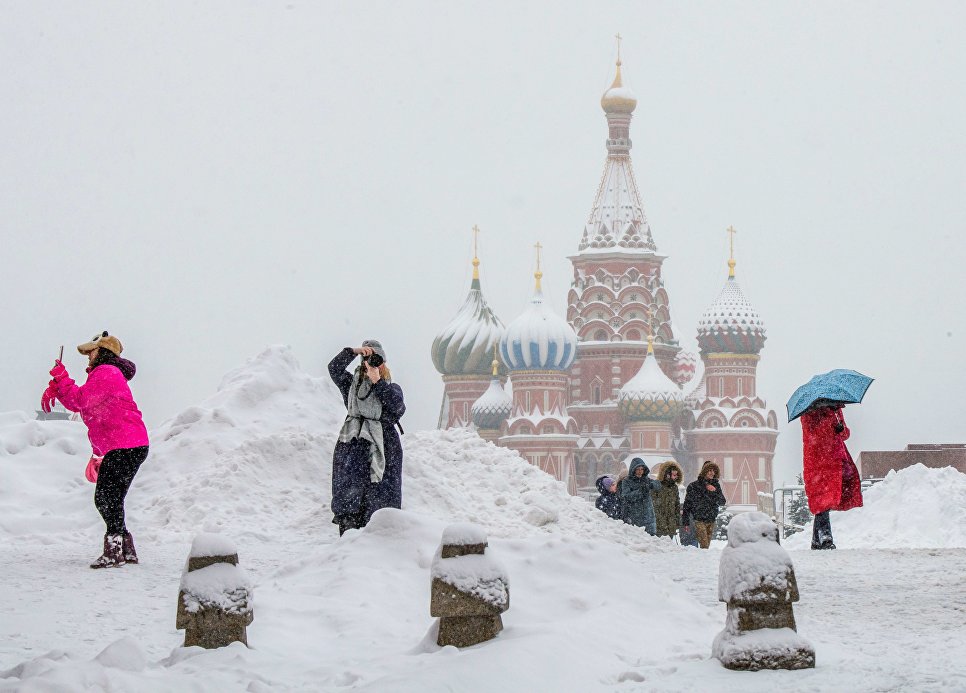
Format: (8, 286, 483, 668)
(77, 331, 123, 356)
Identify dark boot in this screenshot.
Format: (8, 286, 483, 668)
(90, 534, 126, 569)
(122, 531, 138, 564)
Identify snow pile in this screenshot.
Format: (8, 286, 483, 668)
(403, 428, 675, 552)
(786, 464, 966, 550)
(0, 412, 91, 541)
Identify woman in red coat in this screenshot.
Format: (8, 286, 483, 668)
(801, 401, 862, 549)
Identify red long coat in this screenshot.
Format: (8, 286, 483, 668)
(801, 406, 863, 514)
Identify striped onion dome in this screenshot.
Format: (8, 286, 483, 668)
(432, 271, 505, 376)
(471, 376, 512, 430)
(673, 348, 698, 386)
(696, 275, 766, 355)
(500, 277, 577, 372)
(619, 339, 685, 421)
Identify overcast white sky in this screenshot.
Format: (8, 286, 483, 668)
(2, 2, 964, 484)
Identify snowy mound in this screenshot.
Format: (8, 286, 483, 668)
(786, 464, 966, 550)
(0, 412, 90, 540)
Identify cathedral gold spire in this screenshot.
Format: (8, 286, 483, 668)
(492, 344, 500, 377)
(646, 333, 655, 355)
(472, 224, 481, 280)
(727, 225, 737, 279)
(534, 241, 543, 292)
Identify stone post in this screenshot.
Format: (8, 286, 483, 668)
(176, 533, 253, 649)
(430, 523, 509, 648)
(712, 512, 815, 670)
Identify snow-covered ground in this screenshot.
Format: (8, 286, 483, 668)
(2, 347, 965, 692)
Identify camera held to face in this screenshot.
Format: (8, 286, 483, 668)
(364, 353, 384, 369)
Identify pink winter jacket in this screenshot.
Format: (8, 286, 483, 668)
(53, 364, 149, 456)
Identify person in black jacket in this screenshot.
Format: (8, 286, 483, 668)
(595, 475, 621, 520)
(681, 460, 727, 549)
(328, 340, 405, 536)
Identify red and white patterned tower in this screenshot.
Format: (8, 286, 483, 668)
(565, 47, 694, 486)
(684, 228, 779, 508)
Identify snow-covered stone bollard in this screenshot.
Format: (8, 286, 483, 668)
(712, 512, 815, 671)
(430, 523, 509, 648)
(176, 533, 254, 649)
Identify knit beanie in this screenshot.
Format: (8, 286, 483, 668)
(362, 339, 386, 362)
(601, 476, 615, 491)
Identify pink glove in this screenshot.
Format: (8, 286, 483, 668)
(85, 455, 103, 484)
(41, 381, 58, 413)
(50, 360, 68, 381)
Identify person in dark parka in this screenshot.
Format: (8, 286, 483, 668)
(651, 460, 683, 538)
(595, 475, 621, 520)
(681, 460, 727, 549)
(328, 340, 405, 536)
(619, 458, 661, 535)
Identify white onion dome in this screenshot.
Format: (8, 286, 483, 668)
(471, 374, 512, 430)
(432, 271, 506, 376)
(500, 275, 577, 372)
(619, 339, 685, 421)
(696, 275, 766, 355)
(600, 62, 637, 115)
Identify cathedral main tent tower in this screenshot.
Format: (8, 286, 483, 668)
(432, 50, 779, 510)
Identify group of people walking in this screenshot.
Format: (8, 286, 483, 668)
(595, 458, 726, 549)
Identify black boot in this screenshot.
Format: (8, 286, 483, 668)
(122, 531, 138, 564)
(90, 534, 126, 569)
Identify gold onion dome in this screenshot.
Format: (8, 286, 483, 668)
(600, 60, 637, 114)
(619, 337, 685, 421)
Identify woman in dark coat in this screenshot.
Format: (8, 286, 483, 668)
(801, 401, 862, 549)
(619, 458, 661, 535)
(328, 340, 405, 536)
(651, 461, 683, 538)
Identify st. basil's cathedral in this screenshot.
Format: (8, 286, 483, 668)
(431, 52, 779, 510)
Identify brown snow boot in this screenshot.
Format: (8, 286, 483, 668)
(90, 533, 126, 569)
(122, 531, 138, 564)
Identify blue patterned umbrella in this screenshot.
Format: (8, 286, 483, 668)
(786, 369, 874, 422)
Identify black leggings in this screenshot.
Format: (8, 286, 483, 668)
(94, 446, 149, 535)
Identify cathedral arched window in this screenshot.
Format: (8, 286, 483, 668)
(592, 383, 602, 404)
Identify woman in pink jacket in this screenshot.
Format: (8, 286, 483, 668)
(42, 332, 149, 568)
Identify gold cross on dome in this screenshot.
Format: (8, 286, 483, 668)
(726, 225, 737, 278)
(472, 225, 480, 258)
(615, 33, 623, 64)
(534, 241, 544, 291)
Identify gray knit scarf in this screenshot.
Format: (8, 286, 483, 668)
(338, 371, 386, 483)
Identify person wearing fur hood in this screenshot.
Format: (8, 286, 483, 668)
(619, 457, 661, 535)
(651, 461, 683, 538)
(681, 460, 727, 549)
